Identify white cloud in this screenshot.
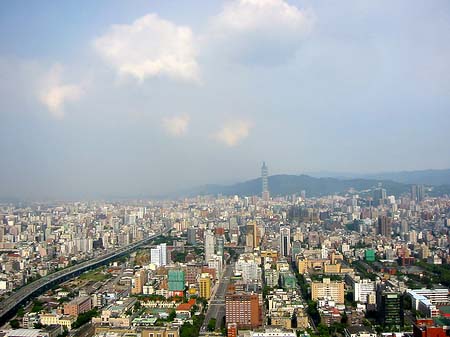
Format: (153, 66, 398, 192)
(39, 65, 83, 119)
(214, 0, 312, 33)
(94, 14, 199, 82)
(162, 114, 190, 137)
(214, 120, 252, 147)
(208, 0, 314, 64)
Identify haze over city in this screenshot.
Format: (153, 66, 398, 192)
(2, 2, 450, 337)
(1, 0, 450, 200)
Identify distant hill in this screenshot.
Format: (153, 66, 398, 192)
(309, 169, 450, 186)
(183, 174, 410, 198)
(364, 169, 450, 186)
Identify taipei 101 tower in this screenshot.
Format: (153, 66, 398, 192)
(261, 162, 270, 201)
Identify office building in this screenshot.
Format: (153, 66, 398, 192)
(377, 288, 404, 327)
(352, 278, 376, 304)
(151, 243, 167, 267)
(378, 215, 392, 237)
(311, 278, 345, 303)
(225, 292, 262, 329)
(411, 185, 425, 203)
(216, 236, 224, 258)
(187, 227, 196, 245)
(131, 269, 147, 295)
(168, 270, 185, 292)
(204, 230, 215, 262)
(407, 288, 449, 317)
(280, 226, 291, 257)
(199, 273, 212, 299)
(64, 296, 92, 317)
(373, 188, 387, 206)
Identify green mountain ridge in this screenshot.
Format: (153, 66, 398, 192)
(184, 174, 416, 198)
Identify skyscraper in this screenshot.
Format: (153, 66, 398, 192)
(261, 162, 269, 201)
(150, 243, 167, 267)
(280, 226, 291, 257)
(411, 184, 425, 202)
(378, 215, 392, 237)
(187, 227, 196, 245)
(216, 236, 224, 258)
(373, 188, 387, 206)
(204, 230, 215, 262)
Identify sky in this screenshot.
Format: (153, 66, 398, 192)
(1, 0, 450, 200)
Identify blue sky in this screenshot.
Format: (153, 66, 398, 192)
(0, 0, 449, 199)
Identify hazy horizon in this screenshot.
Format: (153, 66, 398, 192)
(1, 0, 449, 199)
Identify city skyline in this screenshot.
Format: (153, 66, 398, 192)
(1, 0, 449, 200)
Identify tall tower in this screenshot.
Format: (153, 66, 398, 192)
(261, 162, 269, 201)
(204, 230, 215, 262)
(280, 226, 291, 257)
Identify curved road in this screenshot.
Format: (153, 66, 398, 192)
(0, 227, 170, 325)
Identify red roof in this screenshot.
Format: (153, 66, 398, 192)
(176, 299, 196, 311)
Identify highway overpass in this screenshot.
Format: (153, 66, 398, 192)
(0, 227, 170, 325)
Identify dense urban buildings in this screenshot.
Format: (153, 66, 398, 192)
(0, 172, 450, 337)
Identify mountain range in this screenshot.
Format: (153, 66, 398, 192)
(182, 169, 450, 198)
(308, 169, 450, 186)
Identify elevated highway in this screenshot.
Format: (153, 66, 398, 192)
(0, 227, 170, 325)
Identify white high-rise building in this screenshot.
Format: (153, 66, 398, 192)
(151, 243, 167, 267)
(204, 230, 215, 262)
(160, 243, 167, 266)
(208, 255, 223, 279)
(236, 259, 260, 282)
(353, 278, 376, 303)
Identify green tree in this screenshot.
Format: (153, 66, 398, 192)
(16, 307, 25, 317)
(31, 300, 44, 313)
(207, 318, 216, 331)
(72, 309, 99, 329)
(168, 309, 177, 322)
(10, 319, 20, 329)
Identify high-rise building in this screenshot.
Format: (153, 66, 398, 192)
(411, 185, 425, 203)
(64, 296, 92, 317)
(352, 278, 376, 303)
(151, 243, 167, 267)
(378, 216, 392, 237)
(199, 273, 212, 299)
(373, 188, 387, 206)
(377, 288, 404, 327)
(216, 236, 224, 258)
(311, 278, 345, 303)
(261, 162, 269, 201)
(204, 230, 215, 262)
(279, 226, 291, 257)
(208, 254, 223, 278)
(160, 243, 167, 266)
(168, 270, 185, 292)
(225, 292, 262, 329)
(246, 221, 260, 251)
(187, 227, 196, 245)
(401, 220, 409, 235)
(132, 269, 147, 295)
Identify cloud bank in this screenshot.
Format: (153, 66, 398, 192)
(94, 14, 199, 82)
